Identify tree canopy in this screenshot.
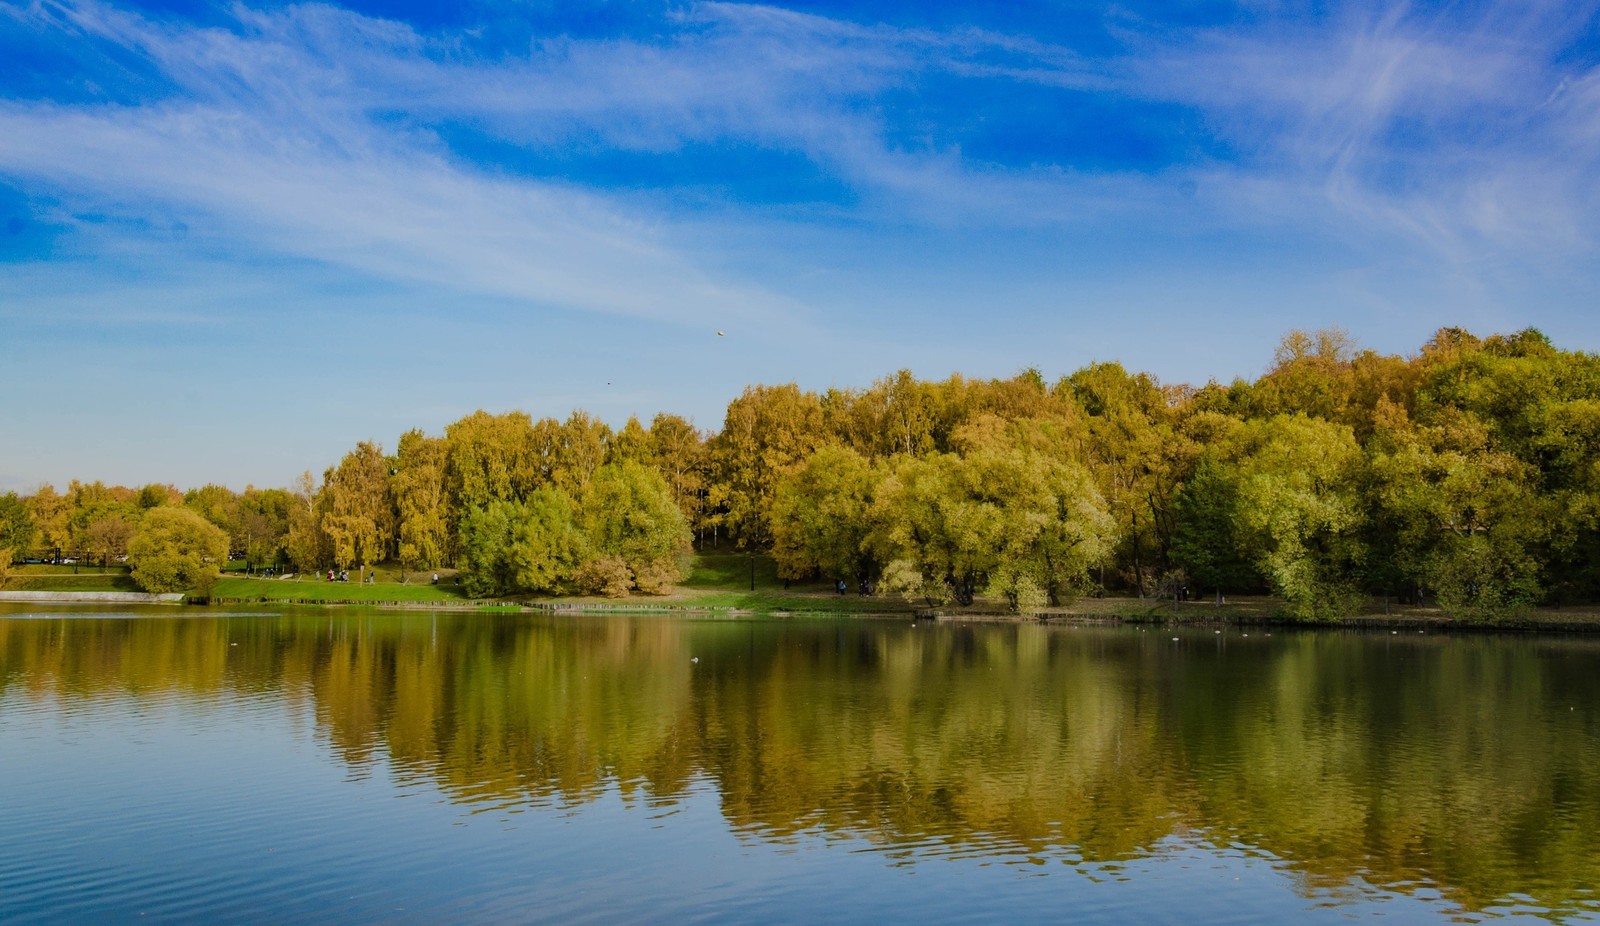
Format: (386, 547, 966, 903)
(127, 507, 230, 594)
(15, 325, 1600, 618)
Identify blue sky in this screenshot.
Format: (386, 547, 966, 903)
(3, 0, 1598, 492)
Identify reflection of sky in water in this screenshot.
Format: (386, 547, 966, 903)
(0, 612, 1596, 924)
(0, 694, 1506, 925)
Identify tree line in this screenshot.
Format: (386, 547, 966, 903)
(3, 326, 1598, 618)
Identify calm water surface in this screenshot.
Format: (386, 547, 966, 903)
(1, 606, 1597, 924)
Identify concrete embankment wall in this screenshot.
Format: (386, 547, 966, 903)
(0, 591, 186, 604)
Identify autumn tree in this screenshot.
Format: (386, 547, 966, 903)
(27, 484, 70, 557)
(707, 384, 826, 549)
(546, 411, 612, 497)
(445, 410, 542, 511)
(285, 471, 329, 572)
(608, 416, 652, 465)
(392, 429, 451, 572)
(322, 441, 394, 570)
(647, 413, 708, 537)
(127, 507, 229, 594)
(83, 509, 139, 566)
(1238, 327, 1360, 423)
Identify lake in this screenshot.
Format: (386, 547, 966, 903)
(1, 606, 1597, 924)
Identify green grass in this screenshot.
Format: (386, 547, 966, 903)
(650, 552, 906, 613)
(209, 576, 469, 603)
(6, 573, 142, 592)
(682, 552, 784, 589)
(31, 551, 1594, 626)
(11, 563, 131, 576)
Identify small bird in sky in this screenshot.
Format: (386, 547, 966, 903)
(716, 330, 725, 337)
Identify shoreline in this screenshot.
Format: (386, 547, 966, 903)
(8, 587, 1600, 633)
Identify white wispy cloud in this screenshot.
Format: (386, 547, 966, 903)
(1131, 1, 1600, 261)
(1, 1, 815, 327)
(2, 0, 1596, 319)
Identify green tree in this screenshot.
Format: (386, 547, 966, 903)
(184, 484, 240, 542)
(1373, 411, 1546, 620)
(1067, 362, 1192, 595)
(127, 507, 229, 594)
(0, 492, 36, 561)
(770, 445, 882, 584)
(236, 487, 292, 571)
(513, 487, 588, 594)
(868, 441, 1109, 612)
(457, 501, 525, 598)
(870, 453, 982, 605)
(1169, 454, 1262, 597)
(579, 460, 691, 594)
(457, 490, 589, 598)
(1230, 415, 1367, 619)
(135, 483, 182, 509)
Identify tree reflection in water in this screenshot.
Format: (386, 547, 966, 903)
(2, 611, 1596, 918)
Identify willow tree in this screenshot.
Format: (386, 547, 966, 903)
(1229, 414, 1367, 619)
(770, 444, 882, 585)
(1373, 409, 1547, 620)
(579, 460, 691, 594)
(870, 438, 1110, 612)
(127, 507, 229, 594)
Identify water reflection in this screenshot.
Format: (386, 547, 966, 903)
(1, 611, 1597, 920)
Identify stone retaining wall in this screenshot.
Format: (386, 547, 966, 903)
(0, 591, 185, 603)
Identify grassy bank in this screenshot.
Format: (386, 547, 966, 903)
(5, 572, 143, 592)
(208, 576, 470, 603)
(13, 556, 1600, 628)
